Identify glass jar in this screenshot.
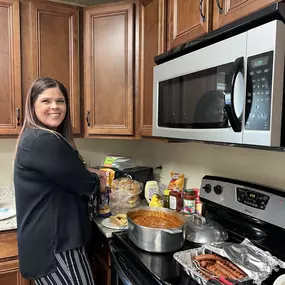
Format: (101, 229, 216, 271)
(169, 190, 182, 211)
(183, 189, 196, 214)
(163, 189, 170, 208)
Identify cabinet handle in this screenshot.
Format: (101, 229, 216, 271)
(86, 110, 91, 127)
(199, 0, 206, 22)
(216, 0, 224, 14)
(16, 108, 20, 126)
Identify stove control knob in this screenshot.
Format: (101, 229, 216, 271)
(203, 184, 212, 193)
(214, 185, 222, 195)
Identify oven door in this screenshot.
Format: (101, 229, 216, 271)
(109, 241, 166, 285)
(153, 32, 247, 144)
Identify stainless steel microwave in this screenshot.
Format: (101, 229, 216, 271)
(152, 20, 285, 147)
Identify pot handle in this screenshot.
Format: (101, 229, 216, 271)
(161, 228, 183, 234)
(190, 213, 206, 226)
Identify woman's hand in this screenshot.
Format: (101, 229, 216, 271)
(87, 168, 107, 192)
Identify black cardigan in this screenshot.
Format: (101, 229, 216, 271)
(14, 128, 100, 279)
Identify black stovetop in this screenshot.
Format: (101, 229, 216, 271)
(111, 225, 285, 285)
(110, 177, 285, 285)
(111, 231, 197, 285)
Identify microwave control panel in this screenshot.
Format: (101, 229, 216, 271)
(245, 51, 273, 131)
(236, 187, 270, 210)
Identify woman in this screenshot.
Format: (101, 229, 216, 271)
(14, 77, 105, 284)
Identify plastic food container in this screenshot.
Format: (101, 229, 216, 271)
(109, 178, 143, 214)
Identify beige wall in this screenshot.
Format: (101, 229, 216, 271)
(1, 138, 285, 191)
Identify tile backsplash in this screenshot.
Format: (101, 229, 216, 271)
(1, 138, 285, 191)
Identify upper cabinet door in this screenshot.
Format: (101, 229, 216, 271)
(84, 1, 134, 136)
(0, 0, 21, 135)
(167, 0, 211, 50)
(213, 0, 278, 30)
(138, 0, 166, 136)
(21, 1, 80, 135)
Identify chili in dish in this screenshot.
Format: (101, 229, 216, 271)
(132, 211, 183, 228)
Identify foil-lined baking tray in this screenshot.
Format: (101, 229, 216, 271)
(204, 239, 285, 285)
(173, 247, 252, 285)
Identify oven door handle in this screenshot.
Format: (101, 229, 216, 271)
(225, 57, 244, 132)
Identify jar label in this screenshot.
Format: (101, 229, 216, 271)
(169, 196, 177, 210)
(184, 199, 195, 214)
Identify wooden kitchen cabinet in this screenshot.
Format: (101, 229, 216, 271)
(0, 0, 22, 135)
(212, 0, 279, 30)
(0, 231, 30, 285)
(84, 1, 135, 137)
(0, 259, 29, 285)
(20, 0, 81, 135)
(167, 0, 280, 50)
(89, 224, 111, 285)
(92, 255, 111, 285)
(137, 0, 166, 136)
(167, 0, 211, 49)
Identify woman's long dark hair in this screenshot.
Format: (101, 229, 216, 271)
(16, 77, 76, 149)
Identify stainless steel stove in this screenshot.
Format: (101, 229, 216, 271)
(109, 175, 285, 285)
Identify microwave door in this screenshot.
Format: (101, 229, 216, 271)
(153, 31, 247, 143)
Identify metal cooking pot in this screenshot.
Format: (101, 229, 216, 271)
(186, 214, 228, 244)
(127, 207, 187, 253)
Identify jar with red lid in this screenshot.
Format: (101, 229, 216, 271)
(183, 189, 196, 214)
(169, 190, 182, 211)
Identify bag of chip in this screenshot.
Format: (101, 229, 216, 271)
(168, 172, 184, 192)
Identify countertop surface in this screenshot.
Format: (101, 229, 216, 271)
(94, 217, 127, 238)
(0, 187, 17, 232)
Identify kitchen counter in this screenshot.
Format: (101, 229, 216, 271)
(94, 217, 127, 238)
(0, 187, 17, 232)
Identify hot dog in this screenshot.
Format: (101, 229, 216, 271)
(194, 254, 247, 279)
(221, 260, 247, 277)
(199, 260, 215, 268)
(194, 254, 224, 262)
(200, 260, 208, 268)
(216, 260, 244, 279)
(214, 263, 238, 279)
(206, 265, 226, 278)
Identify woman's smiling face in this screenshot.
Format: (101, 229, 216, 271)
(34, 87, 67, 130)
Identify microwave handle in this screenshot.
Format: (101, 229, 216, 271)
(225, 57, 244, 132)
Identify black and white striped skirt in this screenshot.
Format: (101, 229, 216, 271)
(34, 247, 95, 285)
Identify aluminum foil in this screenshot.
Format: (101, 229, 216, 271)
(173, 247, 250, 285)
(204, 239, 285, 285)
